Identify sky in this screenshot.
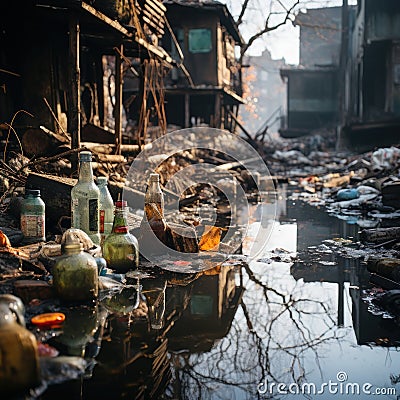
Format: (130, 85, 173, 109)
(223, 0, 357, 65)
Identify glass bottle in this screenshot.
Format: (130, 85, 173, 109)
(52, 235, 99, 303)
(97, 176, 114, 244)
(142, 277, 166, 330)
(0, 303, 40, 394)
(102, 200, 139, 273)
(144, 173, 167, 244)
(21, 189, 45, 244)
(71, 151, 100, 245)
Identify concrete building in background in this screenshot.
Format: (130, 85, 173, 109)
(279, 6, 342, 138)
(342, 0, 400, 151)
(239, 49, 286, 138)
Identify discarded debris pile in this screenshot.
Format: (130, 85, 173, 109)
(286, 145, 400, 231)
(272, 141, 400, 314)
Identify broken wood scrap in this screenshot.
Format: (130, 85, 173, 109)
(81, 141, 142, 154)
(21, 126, 70, 157)
(360, 227, 400, 244)
(81, 142, 114, 154)
(95, 154, 126, 163)
(81, 123, 116, 144)
(13, 279, 55, 303)
(166, 222, 199, 253)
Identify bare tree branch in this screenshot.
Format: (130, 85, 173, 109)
(239, 0, 301, 61)
(236, 0, 250, 26)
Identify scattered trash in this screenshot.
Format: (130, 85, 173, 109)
(336, 188, 360, 201)
(31, 313, 65, 329)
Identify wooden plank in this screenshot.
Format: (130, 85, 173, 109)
(142, 9, 165, 28)
(81, 2, 132, 37)
(146, 0, 166, 14)
(143, 15, 165, 36)
(143, 3, 165, 22)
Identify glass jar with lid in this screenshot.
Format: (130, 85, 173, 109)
(52, 233, 99, 303)
(21, 188, 45, 243)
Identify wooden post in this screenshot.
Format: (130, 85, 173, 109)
(184, 93, 190, 128)
(68, 12, 81, 174)
(214, 93, 221, 129)
(115, 44, 124, 155)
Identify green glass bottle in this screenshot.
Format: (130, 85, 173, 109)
(71, 151, 100, 245)
(20, 189, 45, 244)
(52, 236, 99, 302)
(102, 200, 139, 273)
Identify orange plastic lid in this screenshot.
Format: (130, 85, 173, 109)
(31, 312, 65, 328)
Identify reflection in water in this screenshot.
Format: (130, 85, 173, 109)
(36, 185, 400, 399)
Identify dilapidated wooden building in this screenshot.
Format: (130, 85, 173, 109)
(0, 0, 174, 169)
(343, 0, 400, 149)
(123, 0, 245, 134)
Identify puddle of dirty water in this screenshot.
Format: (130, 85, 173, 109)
(21, 184, 400, 400)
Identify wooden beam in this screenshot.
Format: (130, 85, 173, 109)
(81, 2, 132, 37)
(115, 44, 124, 155)
(184, 93, 190, 128)
(68, 11, 81, 174)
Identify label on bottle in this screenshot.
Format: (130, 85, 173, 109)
(88, 199, 99, 232)
(114, 226, 129, 234)
(99, 210, 105, 233)
(21, 214, 45, 238)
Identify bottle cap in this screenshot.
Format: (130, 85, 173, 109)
(149, 173, 160, 182)
(64, 242, 84, 252)
(25, 189, 41, 197)
(62, 229, 85, 252)
(115, 200, 127, 208)
(79, 151, 92, 162)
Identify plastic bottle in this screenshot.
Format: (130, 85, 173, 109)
(97, 176, 114, 243)
(71, 151, 100, 245)
(102, 200, 139, 273)
(20, 189, 45, 243)
(52, 232, 99, 302)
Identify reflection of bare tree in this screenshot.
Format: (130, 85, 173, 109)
(166, 262, 346, 399)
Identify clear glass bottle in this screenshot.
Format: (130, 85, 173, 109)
(144, 173, 167, 244)
(97, 176, 114, 243)
(102, 200, 139, 273)
(52, 235, 99, 302)
(71, 151, 100, 245)
(145, 173, 164, 220)
(21, 189, 45, 244)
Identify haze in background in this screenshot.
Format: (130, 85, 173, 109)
(224, 0, 358, 65)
